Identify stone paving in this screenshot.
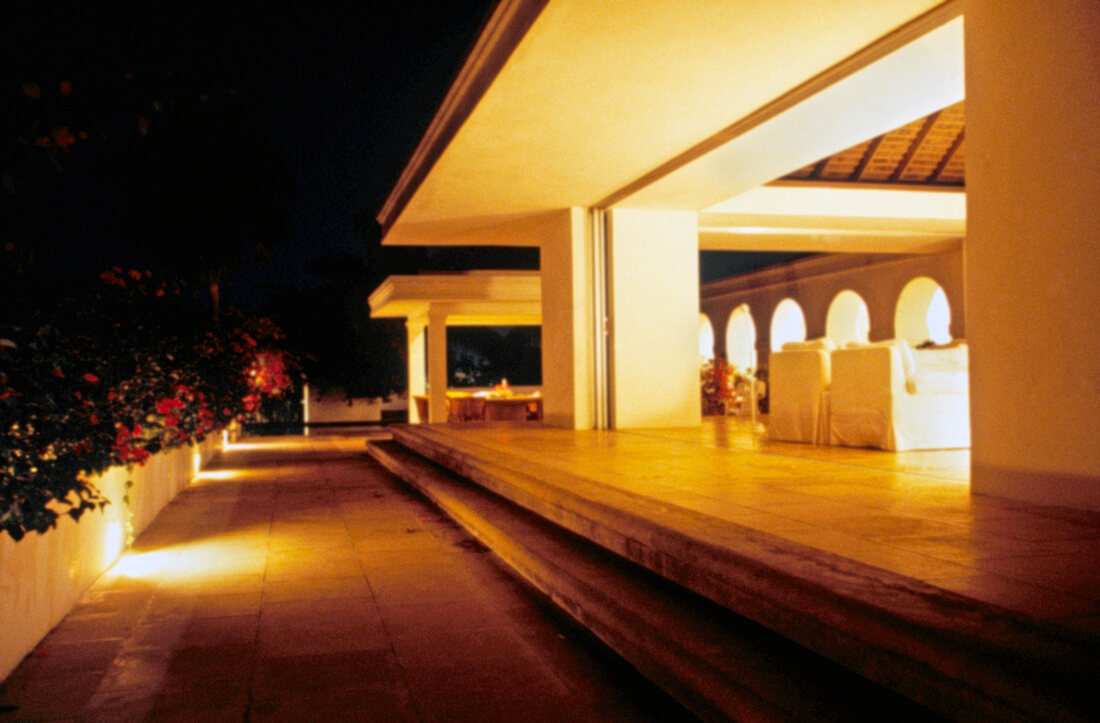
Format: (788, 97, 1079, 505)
(0, 434, 696, 722)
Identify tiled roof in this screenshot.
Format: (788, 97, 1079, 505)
(782, 101, 964, 186)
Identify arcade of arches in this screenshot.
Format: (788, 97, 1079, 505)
(700, 250, 964, 373)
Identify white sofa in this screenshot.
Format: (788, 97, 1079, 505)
(829, 340, 969, 451)
(768, 338, 834, 444)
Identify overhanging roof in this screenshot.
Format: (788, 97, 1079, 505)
(378, 0, 964, 253)
(368, 270, 541, 326)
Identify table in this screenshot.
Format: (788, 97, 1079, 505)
(482, 396, 542, 421)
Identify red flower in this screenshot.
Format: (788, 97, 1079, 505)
(155, 397, 184, 415)
(59, 81, 72, 95)
(89, 413, 99, 426)
(82, 373, 99, 384)
(51, 367, 64, 378)
(53, 127, 76, 149)
(128, 269, 142, 282)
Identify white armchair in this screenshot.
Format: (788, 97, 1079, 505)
(768, 339, 834, 444)
(829, 340, 969, 451)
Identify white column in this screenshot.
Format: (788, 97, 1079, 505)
(405, 316, 427, 422)
(427, 307, 450, 423)
(607, 209, 701, 429)
(540, 208, 596, 429)
(965, 0, 1100, 509)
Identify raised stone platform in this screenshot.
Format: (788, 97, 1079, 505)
(368, 422, 1099, 722)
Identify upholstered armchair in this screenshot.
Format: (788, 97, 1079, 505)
(768, 339, 834, 444)
(829, 340, 969, 451)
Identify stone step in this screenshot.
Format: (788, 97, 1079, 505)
(367, 439, 949, 721)
(378, 424, 1099, 722)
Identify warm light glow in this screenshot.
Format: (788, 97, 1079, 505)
(699, 314, 715, 359)
(770, 299, 807, 351)
(895, 276, 952, 345)
(222, 439, 306, 452)
(103, 522, 124, 568)
(826, 290, 871, 346)
(704, 185, 966, 220)
(725, 304, 757, 372)
(191, 449, 203, 477)
(112, 549, 174, 578)
(110, 532, 269, 581)
(192, 468, 245, 481)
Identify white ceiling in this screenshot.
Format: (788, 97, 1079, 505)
(382, 0, 964, 253)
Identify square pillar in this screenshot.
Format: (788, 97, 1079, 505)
(427, 307, 449, 423)
(965, 0, 1100, 509)
(405, 317, 427, 423)
(607, 209, 701, 429)
(540, 208, 596, 429)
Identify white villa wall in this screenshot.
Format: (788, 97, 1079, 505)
(701, 249, 965, 371)
(304, 385, 383, 424)
(0, 437, 219, 680)
(965, 0, 1100, 510)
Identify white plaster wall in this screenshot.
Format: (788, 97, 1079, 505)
(0, 438, 218, 680)
(965, 0, 1100, 509)
(608, 209, 702, 428)
(305, 388, 383, 424)
(701, 250, 965, 371)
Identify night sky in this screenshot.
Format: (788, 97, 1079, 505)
(4, 1, 802, 305)
(3, 1, 501, 300)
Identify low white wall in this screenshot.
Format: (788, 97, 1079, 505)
(0, 437, 219, 681)
(303, 385, 391, 424)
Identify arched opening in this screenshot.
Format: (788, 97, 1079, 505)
(896, 277, 953, 345)
(699, 314, 715, 360)
(770, 299, 807, 352)
(725, 304, 757, 372)
(826, 290, 871, 346)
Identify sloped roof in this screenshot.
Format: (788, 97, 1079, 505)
(781, 101, 964, 186)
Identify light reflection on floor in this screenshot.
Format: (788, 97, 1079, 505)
(640, 415, 970, 483)
(414, 416, 1100, 635)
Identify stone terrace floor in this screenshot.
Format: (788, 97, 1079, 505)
(0, 433, 697, 722)
(424, 415, 1100, 637)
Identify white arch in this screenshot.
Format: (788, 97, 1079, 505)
(699, 314, 715, 360)
(770, 298, 807, 352)
(896, 277, 953, 345)
(826, 290, 871, 346)
(725, 304, 757, 372)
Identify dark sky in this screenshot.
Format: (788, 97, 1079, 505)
(4, 1, 802, 304)
(3, 1, 499, 298)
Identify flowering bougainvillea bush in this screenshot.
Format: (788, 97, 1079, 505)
(0, 259, 300, 541)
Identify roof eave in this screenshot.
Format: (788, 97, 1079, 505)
(376, 0, 549, 240)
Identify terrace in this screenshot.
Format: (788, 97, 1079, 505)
(369, 416, 1100, 719)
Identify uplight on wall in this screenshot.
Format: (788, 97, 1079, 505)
(103, 521, 124, 569)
